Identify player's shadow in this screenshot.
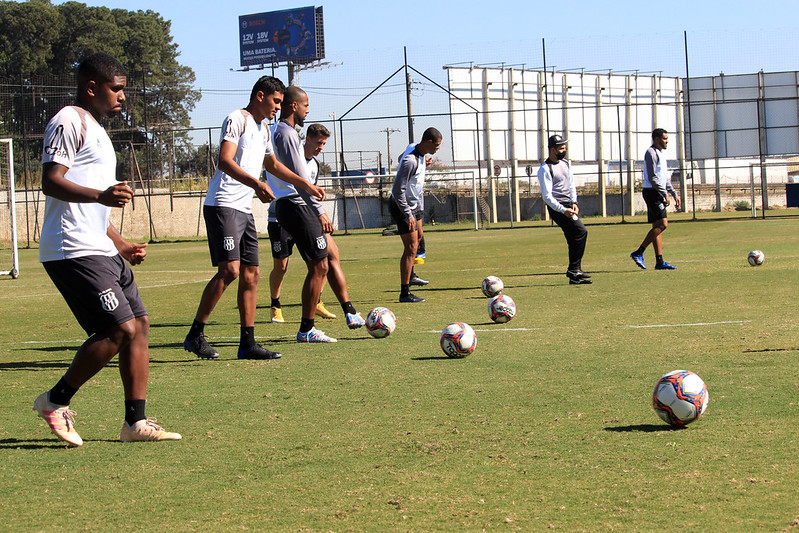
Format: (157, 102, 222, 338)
(411, 356, 455, 361)
(0, 359, 72, 371)
(604, 424, 685, 432)
(742, 347, 796, 353)
(0, 438, 77, 450)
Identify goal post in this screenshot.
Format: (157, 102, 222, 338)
(0, 138, 20, 279)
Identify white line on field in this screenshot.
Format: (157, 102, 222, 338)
(625, 320, 751, 329)
(7, 279, 209, 299)
(425, 327, 540, 333)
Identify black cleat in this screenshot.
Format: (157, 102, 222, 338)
(566, 270, 591, 280)
(409, 273, 429, 286)
(399, 292, 426, 303)
(237, 343, 282, 360)
(184, 334, 219, 359)
(568, 277, 593, 285)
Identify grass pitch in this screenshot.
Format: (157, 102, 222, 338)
(1, 214, 798, 531)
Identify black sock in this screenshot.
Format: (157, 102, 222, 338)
(125, 399, 146, 426)
(400, 284, 410, 297)
(49, 377, 78, 406)
(188, 319, 205, 340)
(341, 301, 356, 315)
(300, 318, 314, 333)
(656, 254, 664, 265)
(410, 268, 416, 278)
(240, 326, 255, 350)
(271, 298, 281, 308)
(635, 246, 646, 256)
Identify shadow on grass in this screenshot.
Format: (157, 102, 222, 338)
(0, 438, 78, 450)
(604, 424, 684, 433)
(411, 356, 455, 361)
(0, 359, 71, 371)
(742, 347, 797, 353)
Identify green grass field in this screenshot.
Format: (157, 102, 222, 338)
(1, 214, 798, 531)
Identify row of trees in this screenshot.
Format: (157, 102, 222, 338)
(0, 0, 206, 184)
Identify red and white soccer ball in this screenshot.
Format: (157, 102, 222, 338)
(440, 322, 477, 358)
(747, 249, 765, 266)
(365, 307, 396, 338)
(488, 294, 516, 323)
(652, 370, 709, 427)
(481, 276, 504, 297)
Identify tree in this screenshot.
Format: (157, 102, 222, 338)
(0, 0, 201, 178)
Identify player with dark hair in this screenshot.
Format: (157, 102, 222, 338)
(537, 134, 591, 284)
(390, 127, 442, 303)
(34, 52, 180, 445)
(630, 128, 681, 270)
(267, 122, 363, 331)
(270, 87, 362, 342)
(183, 76, 325, 359)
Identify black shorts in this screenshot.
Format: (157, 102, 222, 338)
(642, 188, 668, 223)
(43, 254, 147, 336)
(268, 221, 295, 260)
(389, 200, 422, 235)
(203, 205, 259, 266)
(275, 199, 328, 262)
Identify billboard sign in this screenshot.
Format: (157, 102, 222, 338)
(239, 6, 324, 67)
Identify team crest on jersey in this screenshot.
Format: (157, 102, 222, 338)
(316, 236, 327, 250)
(273, 241, 282, 253)
(223, 236, 235, 251)
(99, 288, 119, 312)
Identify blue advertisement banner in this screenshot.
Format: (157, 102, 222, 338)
(239, 6, 319, 66)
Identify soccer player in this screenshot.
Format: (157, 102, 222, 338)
(267, 123, 363, 330)
(537, 134, 591, 284)
(271, 87, 363, 342)
(390, 128, 442, 303)
(34, 52, 180, 445)
(630, 128, 681, 270)
(183, 76, 325, 359)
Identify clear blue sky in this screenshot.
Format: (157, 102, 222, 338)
(50, 0, 799, 165)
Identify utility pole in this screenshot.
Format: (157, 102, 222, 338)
(382, 127, 400, 174)
(404, 47, 414, 143)
(329, 112, 339, 176)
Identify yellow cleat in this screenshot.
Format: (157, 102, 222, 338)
(270, 306, 285, 323)
(315, 301, 337, 319)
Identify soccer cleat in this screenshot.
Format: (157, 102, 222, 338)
(183, 334, 219, 359)
(630, 252, 647, 270)
(345, 312, 365, 329)
(33, 391, 83, 447)
(270, 306, 285, 323)
(399, 292, 425, 303)
(296, 327, 337, 343)
(237, 343, 282, 360)
(409, 273, 429, 286)
(569, 277, 593, 285)
(120, 418, 182, 442)
(414, 253, 426, 265)
(655, 261, 678, 270)
(315, 301, 337, 319)
(566, 270, 592, 280)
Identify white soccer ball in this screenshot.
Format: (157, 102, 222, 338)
(440, 322, 476, 358)
(365, 307, 396, 338)
(652, 370, 709, 426)
(488, 294, 516, 323)
(747, 249, 764, 266)
(481, 276, 504, 297)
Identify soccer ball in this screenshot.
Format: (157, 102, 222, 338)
(365, 307, 396, 338)
(488, 294, 516, 323)
(747, 249, 764, 266)
(481, 276, 503, 297)
(440, 322, 477, 358)
(652, 370, 709, 427)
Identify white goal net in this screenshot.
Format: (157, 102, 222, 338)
(0, 138, 20, 279)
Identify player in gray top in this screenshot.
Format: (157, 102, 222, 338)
(630, 128, 681, 270)
(537, 134, 591, 284)
(389, 128, 442, 303)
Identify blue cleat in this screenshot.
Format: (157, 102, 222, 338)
(630, 252, 646, 270)
(655, 261, 677, 270)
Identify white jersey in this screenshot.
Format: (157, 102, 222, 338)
(39, 106, 118, 262)
(205, 109, 274, 213)
(267, 154, 320, 223)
